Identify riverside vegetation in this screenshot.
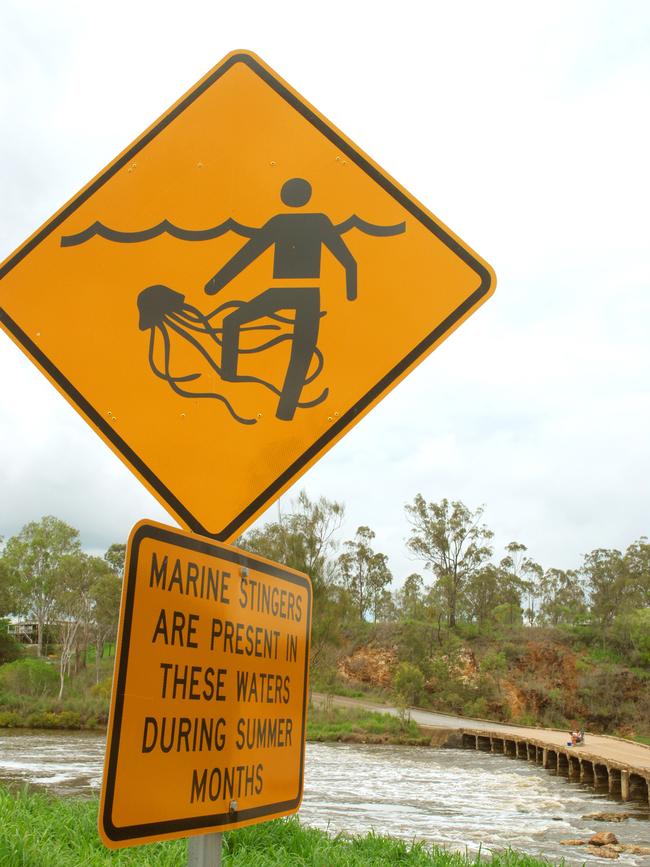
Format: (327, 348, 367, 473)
(0, 494, 648, 739)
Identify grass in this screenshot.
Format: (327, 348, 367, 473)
(634, 735, 650, 746)
(0, 787, 558, 866)
(307, 704, 429, 744)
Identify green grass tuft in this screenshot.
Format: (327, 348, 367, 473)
(0, 787, 562, 867)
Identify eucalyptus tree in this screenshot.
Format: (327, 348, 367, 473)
(92, 559, 122, 670)
(242, 491, 345, 671)
(622, 537, 650, 608)
(538, 567, 586, 625)
(463, 562, 502, 628)
(242, 491, 344, 601)
(104, 543, 126, 577)
(405, 496, 493, 628)
(338, 526, 393, 622)
(394, 573, 425, 621)
(2, 517, 81, 657)
(581, 548, 630, 630)
(0, 536, 14, 617)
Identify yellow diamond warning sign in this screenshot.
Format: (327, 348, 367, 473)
(0, 50, 495, 540)
(99, 520, 311, 847)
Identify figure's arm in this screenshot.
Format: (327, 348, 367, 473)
(204, 227, 274, 295)
(322, 227, 358, 301)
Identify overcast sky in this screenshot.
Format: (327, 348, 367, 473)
(1, 0, 649, 584)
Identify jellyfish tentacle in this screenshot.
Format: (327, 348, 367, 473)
(167, 314, 288, 399)
(205, 300, 320, 327)
(205, 300, 246, 319)
(166, 375, 257, 426)
(166, 317, 224, 376)
(296, 387, 329, 408)
(229, 373, 283, 397)
(168, 312, 281, 339)
(176, 305, 204, 322)
(237, 334, 293, 354)
(148, 325, 200, 383)
(303, 347, 324, 385)
(160, 321, 256, 425)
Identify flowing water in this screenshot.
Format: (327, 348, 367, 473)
(1, 730, 649, 864)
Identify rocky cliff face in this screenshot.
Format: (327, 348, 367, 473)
(334, 632, 649, 734)
(337, 644, 397, 687)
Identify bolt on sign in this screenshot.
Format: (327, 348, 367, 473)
(99, 520, 311, 847)
(0, 50, 495, 541)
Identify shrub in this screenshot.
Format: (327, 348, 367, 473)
(393, 662, 425, 705)
(0, 620, 23, 664)
(90, 676, 112, 699)
(0, 658, 58, 698)
(465, 697, 488, 718)
(25, 710, 82, 729)
(481, 650, 507, 675)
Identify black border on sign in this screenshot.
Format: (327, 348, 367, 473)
(101, 522, 312, 842)
(0, 52, 493, 540)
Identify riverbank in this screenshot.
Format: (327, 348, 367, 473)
(0, 700, 430, 745)
(306, 703, 429, 744)
(0, 786, 554, 866)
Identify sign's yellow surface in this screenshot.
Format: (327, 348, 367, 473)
(99, 520, 311, 847)
(0, 50, 494, 540)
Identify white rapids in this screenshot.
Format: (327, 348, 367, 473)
(1, 731, 648, 864)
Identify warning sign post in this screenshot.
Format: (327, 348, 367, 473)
(99, 521, 312, 848)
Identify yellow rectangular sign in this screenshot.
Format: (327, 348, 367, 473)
(99, 520, 312, 848)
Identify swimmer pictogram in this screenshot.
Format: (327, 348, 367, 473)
(61, 177, 406, 425)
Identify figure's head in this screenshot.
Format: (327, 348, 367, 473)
(281, 177, 312, 207)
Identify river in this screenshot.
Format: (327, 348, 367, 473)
(1, 730, 649, 864)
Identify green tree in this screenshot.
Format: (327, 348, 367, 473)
(623, 537, 650, 608)
(2, 517, 81, 657)
(463, 563, 501, 628)
(582, 548, 631, 631)
(491, 602, 523, 626)
(104, 543, 126, 576)
(394, 661, 425, 705)
(243, 492, 344, 602)
(338, 526, 393, 621)
(538, 567, 586, 625)
(394, 573, 424, 620)
(53, 552, 90, 698)
(0, 619, 22, 664)
(242, 492, 345, 676)
(498, 542, 528, 626)
(91, 566, 122, 673)
(628, 608, 650, 665)
(521, 558, 543, 626)
(405, 496, 493, 628)
(0, 537, 15, 616)
(481, 649, 507, 694)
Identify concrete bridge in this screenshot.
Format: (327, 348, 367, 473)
(314, 692, 650, 808)
(461, 727, 650, 806)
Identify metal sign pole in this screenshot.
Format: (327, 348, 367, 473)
(188, 832, 222, 867)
